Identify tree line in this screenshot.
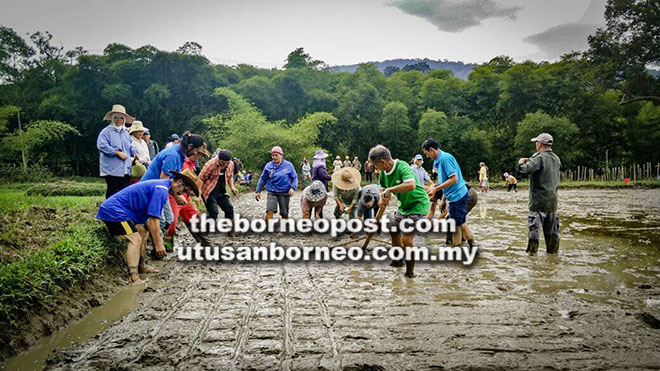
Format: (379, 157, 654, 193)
(0, 0, 658, 179)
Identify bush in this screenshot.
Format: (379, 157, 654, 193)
(0, 163, 53, 183)
(0, 219, 123, 326)
(26, 181, 105, 197)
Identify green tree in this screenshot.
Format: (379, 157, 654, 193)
(587, 0, 660, 104)
(514, 111, 579, 167)
(380, 102, 414, 158)
(284, 47, 325, 69)
(1, 120, 80, 171)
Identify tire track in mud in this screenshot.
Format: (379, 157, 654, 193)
(72, 259, 187, 362)
(128, 271, 204, 365)
(178, 263, 236, 367)
(231, 264, 261, 364)
(280, 263, 294, 371)
(306, 263, 343, 371)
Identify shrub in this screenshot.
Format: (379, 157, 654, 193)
(26, 181, 105, 197)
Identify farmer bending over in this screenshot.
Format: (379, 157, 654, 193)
(369, 144, 430, 278)
(97, 170, 200, 284)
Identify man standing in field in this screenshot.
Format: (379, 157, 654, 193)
(370, 144, 430, 278)
(516, 133, 561, 254)
(479, 162, 489, 193)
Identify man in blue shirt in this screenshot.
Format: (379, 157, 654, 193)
(255, 146, 298, 222)
(422, 138, 475, 248)
(97, 170, 200, 284)
(97, 104, 139, 199)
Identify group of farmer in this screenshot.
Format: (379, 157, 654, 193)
(95, 103, 562, 284)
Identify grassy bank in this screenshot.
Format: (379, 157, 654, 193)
(0, 181, 123, 328)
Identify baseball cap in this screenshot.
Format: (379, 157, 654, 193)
(531, 133, 554, 145)
(414, 154, 423, 160)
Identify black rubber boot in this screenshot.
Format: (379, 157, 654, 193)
(526, 240, 539, 254)
(546, 236, 560, 254)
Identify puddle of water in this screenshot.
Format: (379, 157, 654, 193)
(2, 284, 143, 371)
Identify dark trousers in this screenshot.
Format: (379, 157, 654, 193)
(104, 175, 130, 199)
(365, 172, 373, 182)
(205, 191, 234, 219)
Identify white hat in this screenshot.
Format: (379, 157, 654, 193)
(128, 121, 149, 134)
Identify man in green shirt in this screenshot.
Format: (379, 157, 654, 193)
(516, 133, 561, 254)
(369, 144, 430, 278)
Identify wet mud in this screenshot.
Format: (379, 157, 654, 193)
(41, 189, 660, 370)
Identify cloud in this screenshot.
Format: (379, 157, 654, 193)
(522, 0, 606, 59)
(388, 0, 523, 33)
(523, 23, 600, 59)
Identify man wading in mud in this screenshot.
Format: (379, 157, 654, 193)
(369, 144, 430, 278)
(96, 170, 200, 284)
(516, 133, 561, 254)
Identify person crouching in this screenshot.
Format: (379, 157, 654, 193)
(96, 170, 200, 284)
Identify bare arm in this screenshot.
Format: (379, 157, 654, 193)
(146, 217, 166, 256)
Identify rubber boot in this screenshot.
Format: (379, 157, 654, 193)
(546, 235, 560, 254)
(526, 240, 539, 254)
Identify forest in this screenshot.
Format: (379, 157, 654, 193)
(0, 0, 658, 179)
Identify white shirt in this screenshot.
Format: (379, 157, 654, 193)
(132, 137, 151, 164)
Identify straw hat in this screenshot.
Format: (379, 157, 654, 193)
(128, 120, 149, 134)
(170, 169, 201, 196)
(331, 167, 361, 190)
(197, 144, 211, 157)
(103, 104, 135, 123)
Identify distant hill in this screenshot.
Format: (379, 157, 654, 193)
(330, 58, 478, 79)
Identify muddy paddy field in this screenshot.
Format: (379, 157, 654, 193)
(6, 188, 660, 370)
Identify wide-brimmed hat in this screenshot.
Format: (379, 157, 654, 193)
(306, 180, 327, 202)
(103, 104, 135, 123)
(170, 169, 201, 196)
(128, 120, 149, 134)
(313, 149, 328, 160)
(331, 167, 361, 190)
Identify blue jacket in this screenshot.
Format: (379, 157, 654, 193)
(97, 125, 138, 177)
(256, 160, 298, 193)
(141, 144, 186, 181)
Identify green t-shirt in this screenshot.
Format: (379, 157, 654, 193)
(379, 160, 430, 215)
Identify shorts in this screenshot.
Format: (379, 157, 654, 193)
(104, 220, 137, 236)
(392, 211, 426, 235)
(267, 192, 291, 217)
(448, 191, 470, 227)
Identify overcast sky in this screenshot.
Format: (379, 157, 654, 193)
(0, 0, 606, 68)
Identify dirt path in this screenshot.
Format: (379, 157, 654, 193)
(47, 189, 660, 370)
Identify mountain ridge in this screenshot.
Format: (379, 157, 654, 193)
(329, 58, 478, 79)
